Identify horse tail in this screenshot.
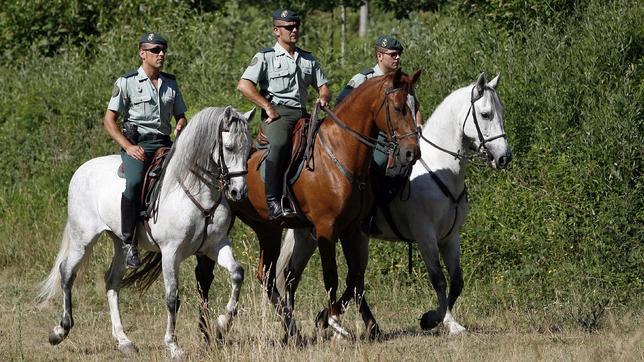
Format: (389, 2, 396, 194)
(35, 222, 73, 304)
(121, 251, 163, 291)
(275, 229, 296, 296)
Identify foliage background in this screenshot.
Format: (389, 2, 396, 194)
(0, 0, 641, 336)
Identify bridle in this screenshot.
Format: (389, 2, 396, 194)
(420, 84, 506, 162)
(318, 85, 419, 184)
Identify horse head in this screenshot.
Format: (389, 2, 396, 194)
(216, 106, 254, 201)
(465, 72, 512, 169)
(376, 69, 422, 170)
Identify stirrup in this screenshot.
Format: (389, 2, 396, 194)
(123, 244, 141, 269)
(280, 197, 297, 218)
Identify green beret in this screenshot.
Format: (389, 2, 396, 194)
(272, 9, 300, 22)
(139, 32, 168, 47)
(375, 35, 403, 52)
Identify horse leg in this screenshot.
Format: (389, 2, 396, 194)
(195, 254, 216, 347)
(253, 223, 282, 301)
(161, 251, 184, 359)
(335, 226, 380, 340)
(212, 239, 244, 339)
(275, 228, 317, 343)
(105, 234, 138, 355)
(440, 236, 466, 335)
(47, 223, 97, 346)
(417, 236, 449, 331)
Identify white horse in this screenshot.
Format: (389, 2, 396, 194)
(277, 73, 512, 337)
(36, 106, 253, 357)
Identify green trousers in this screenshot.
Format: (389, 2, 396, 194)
(120, 137, 171, 203)
(261, 104, 305, 197)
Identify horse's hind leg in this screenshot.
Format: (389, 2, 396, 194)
(211, 239, 244, 339)
(48, 225, 97, 345)
(195, 254, 216, 346)
(105, 233, 138, 355)
(440, 236, 465, 335)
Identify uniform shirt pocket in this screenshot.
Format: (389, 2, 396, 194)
(301, 65, 313, 85)
(129, 94, 152, 119)
(268, 69, 290, 93)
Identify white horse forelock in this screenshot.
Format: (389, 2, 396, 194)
(167, 106, 250, 189)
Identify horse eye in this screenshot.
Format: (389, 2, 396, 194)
(481, 112, 490, 119)
(225, 144, 234, 151)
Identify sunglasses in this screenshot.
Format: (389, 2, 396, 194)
(142, 47, 166, 54)
(277, 24, 299, 32)
(381, 51, 401, 58)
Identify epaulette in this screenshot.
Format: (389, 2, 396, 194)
(160, 71, 176, 80)
(260, 48, 275, 53)
(296, 47, 310, 54)
(360, 68, 375, 76)
(122, 70, 138, 78)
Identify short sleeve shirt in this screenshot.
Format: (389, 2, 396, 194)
(107, 67, 187, 137)
(241, 42, 328, 109)
(347, 64, 417, 113)
(347, 64, 384, 89)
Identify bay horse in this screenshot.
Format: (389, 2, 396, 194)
(36, 106, 253, 358)
(280, 73, 512, 337)
(229, 69, 421, 341)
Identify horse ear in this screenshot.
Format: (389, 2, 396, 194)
(243, 107, 256, 122)
(410, 69, 422, 86)
(221, 105, 233, 123)
(473, 72, 486, 100)
(488, 73, 500, 89)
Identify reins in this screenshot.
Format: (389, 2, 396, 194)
(144, 117, 247, 254)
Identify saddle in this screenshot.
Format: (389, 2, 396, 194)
(254, 116, 321, 219)
(118, 146, 172, 220)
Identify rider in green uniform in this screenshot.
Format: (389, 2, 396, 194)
(237, 9, 331, 220)
(103, 33, 188, 268)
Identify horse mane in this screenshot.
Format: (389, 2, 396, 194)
(167, 106, 250, 189)
(333, 70, 413, 114)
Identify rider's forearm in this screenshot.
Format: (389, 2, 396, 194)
(103, 110, 133, 149)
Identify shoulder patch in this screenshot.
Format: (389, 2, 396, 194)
(360, 68, 375, 76)
(160, 71, 175, 80)
(249, 56, 259, 66)
(111, 83, 120, 97)
(260, 48, 275, 53)
(122, 70, 138, 78)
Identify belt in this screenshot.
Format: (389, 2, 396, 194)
(139, 133, 171, 142)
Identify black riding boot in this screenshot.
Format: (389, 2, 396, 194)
(121, 195, 141, 269)
(265, 160, 285, 220)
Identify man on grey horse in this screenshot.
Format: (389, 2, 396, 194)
(237, 9, 331, 220)
(103, 33, 188, 268)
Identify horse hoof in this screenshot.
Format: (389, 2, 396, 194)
(448, 323, 466, 336)
(170, 346, 185, 360)
(420, 310, 442, 330)
(366, 322, 382, 341)
(315, 308, 330, 329)
(48, 325, 66, 345)
(118, 342, 139, 356)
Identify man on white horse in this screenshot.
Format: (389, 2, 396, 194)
(103, 33, 188, 268)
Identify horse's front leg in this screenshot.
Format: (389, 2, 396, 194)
(440, 236, 466, 335)
(333, 226, 380, 340)
(212, 239, 244, 339)
(417, 236, 449, 330)
(195, 255, 216, 347)
(162, 252, 183, 359)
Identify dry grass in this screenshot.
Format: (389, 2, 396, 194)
(0, 252, 641, 362)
